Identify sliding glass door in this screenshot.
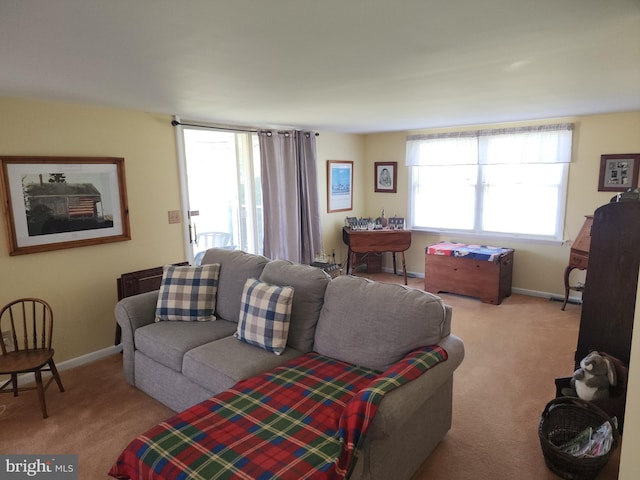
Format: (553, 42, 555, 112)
(179, 126, 263, 264)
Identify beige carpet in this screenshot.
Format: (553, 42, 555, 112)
(0, 273, 622, 479)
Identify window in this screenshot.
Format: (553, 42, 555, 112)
(406, 124, 573, 242)
(181, 128, 263, 261)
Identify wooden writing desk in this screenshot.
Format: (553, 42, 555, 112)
(562, 215, 593, 310)
(342, 227, 412, 284)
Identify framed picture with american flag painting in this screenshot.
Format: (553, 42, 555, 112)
(0, 156, 130, 255)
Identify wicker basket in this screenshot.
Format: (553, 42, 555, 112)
(539, 396, 619, 480)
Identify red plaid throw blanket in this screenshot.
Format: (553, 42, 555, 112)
(109, 346, 447, 480)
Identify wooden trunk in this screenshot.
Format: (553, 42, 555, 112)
(424, 250, 514, 305)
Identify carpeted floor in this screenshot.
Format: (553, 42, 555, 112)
(0, 273, 621, 479)
(0, 352, 173, 478)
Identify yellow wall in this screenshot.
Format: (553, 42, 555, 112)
(0, 97, 364, 363)
(0, 97, 186, 361)
(317, 132, 366, 265)
(326, 113, 640, 298)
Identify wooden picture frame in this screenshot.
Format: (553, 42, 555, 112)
(598, 153, 640, 192)
(327, 160, 353, 213)
(0, 156, 131, 255)
(374, 161, 397, 193)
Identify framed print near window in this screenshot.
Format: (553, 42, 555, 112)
(598, 153, 640, 192)
(0, 156, 131, 255)
(327, 160, 353, 213)
(374, 162, 397, 193)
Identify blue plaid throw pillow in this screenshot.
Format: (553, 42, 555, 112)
(235, 278, 294, 355)
(155, 264, 220, 322)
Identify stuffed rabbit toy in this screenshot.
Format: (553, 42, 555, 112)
(562, 351, 617, 401)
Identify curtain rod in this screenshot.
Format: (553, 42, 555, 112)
(171, 120, 319, 136)
(171, 120, 256, 133)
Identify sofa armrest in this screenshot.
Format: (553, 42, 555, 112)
(365, 334, 465, 440)
(115, 290, 159, 385)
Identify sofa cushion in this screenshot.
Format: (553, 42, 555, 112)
(259, 260, 330, 353)
(314, 276, 448, 372)
(234, 278, 294, 355)
(200, 248, 270, 322)
(182, 336, 304, 394)
(155, 264, 220, 322)
(135, 319, 238, 372)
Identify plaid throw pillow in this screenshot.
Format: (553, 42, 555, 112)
(235, 278, 294, 355)
(155, 264, 220, 322)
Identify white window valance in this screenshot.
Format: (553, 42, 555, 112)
(406, 123, 574, 166)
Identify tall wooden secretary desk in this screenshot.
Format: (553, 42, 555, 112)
(574, 201, 640, 368)
(562, 215, 593, 310)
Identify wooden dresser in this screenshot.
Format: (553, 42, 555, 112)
(561, 215, 593, 310)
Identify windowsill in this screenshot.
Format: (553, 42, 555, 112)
(409, 227, 566, 246)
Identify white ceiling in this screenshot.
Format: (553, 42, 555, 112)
(1, 0, 639, 134)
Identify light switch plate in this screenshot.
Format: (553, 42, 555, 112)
(168, 210, 181, 224)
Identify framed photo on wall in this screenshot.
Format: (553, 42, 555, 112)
(374, 162, 397, 193)
(0, 156, 131, 255)
(598, 153, 640, 192)
(327, 160, 353, 213)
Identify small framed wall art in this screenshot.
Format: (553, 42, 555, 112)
(0, 156, 131, 255)
(374, 162, 397, 193)
(327, 160, 353, 213)
(598, 153, 640, 192)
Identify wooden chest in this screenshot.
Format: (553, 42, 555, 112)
(424, 246, 514, 305)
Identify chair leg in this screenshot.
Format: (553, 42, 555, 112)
(34, 370, 48, 419)
(11, 373, 18, 396)
(49, 360, 65, 392)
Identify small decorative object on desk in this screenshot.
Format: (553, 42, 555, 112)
(345, 216, 357, 228)
(388, 216, 405, 229)
(380, 209, 388, 227)
(347, 217, 372, 230)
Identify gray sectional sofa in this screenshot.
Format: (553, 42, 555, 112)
(115, 247, 465, 480)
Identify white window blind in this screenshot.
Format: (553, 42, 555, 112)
(406, 123, 573, 241)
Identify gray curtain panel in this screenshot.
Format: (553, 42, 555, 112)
(259, 130, 321, 264)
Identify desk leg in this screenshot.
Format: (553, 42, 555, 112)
(562, 265, 573, 311)
(346, 248, 352, 275)
(392, 253, 397, 275)
(401, 252, 407, 285)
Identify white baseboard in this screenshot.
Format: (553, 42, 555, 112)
(512, 287, 583, 305)
(379, 266, 424, 279)
(9, 344, 122, 387)
(57, 344, 123, 372)
(381, 266, 583, 304)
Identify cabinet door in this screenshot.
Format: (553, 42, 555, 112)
(575, 202, 640, 367)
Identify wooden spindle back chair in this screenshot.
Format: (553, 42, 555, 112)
(0, 298, 65, 418)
